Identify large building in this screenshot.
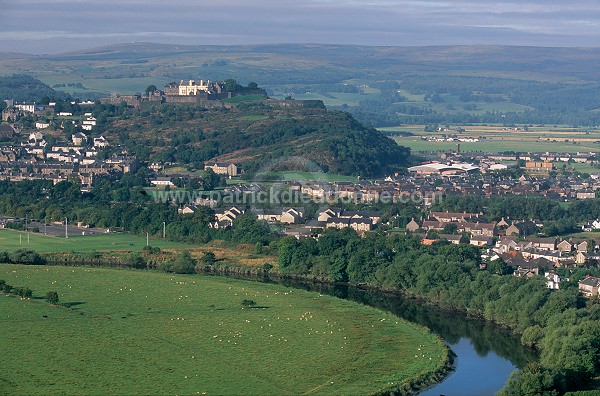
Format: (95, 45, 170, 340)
(205, 161, 239, 176)
(163, 80, 225, 102)
(408, 162, 479, 175)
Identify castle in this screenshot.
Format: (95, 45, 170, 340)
(101, 79, 266, 108)
(163, 80, 227, 103)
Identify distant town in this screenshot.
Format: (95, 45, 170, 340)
(2, 78, 600, 300)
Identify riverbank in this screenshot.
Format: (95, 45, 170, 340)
(0, 264, 451, 395)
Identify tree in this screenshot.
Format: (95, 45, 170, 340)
(200, 251, 216, 265)
(202, 168, 221, 191)
(127, 252, 146, 269)
(46, 291, 59, 305)
(172, 250, 196, 274)
(145, 85, 158, 95)
(224, 79, 237, 92)
(488, 258, 512, 275)
(443, 223, 458, 234)
(247, 82, 258, 90)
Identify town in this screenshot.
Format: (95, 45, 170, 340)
(2, 79, 600, 302)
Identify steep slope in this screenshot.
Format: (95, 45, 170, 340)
(105, 101, 410, 177)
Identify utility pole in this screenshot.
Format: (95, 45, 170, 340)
(163, 222, 166, 238)
(146, 232, 149, 247)
(65, 217, 68, 239)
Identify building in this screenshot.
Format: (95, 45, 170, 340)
(150, 177, 175, 187)
(578, 276, 600, 298)
(205, 161, 239, 176)
(408, 162, 479, 175)
(524, 160, 553, 175)
(506, 221, 537, 237)
(72, 132, 88, 146)
(545, 271, 561, 290)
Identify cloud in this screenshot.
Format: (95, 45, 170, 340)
(1, 0, 600, 53)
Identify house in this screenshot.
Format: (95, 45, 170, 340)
(81, 117, 97, 131)
(406, 218, 420, 232)
(506, 221, 537, 237)
(529, 237, 558, 251)
(578, 276, 600, 298)
(326, 217, 350, 229)
(150, 177, 174, 187)
(439, 234, 465, 245)
(575, 240, 589, 253)
(496, 217, 510, 228)
(72, 132, 87, 146)
(178, 204, 198, 214)
(318, 208, 340, 222)
(557, 240, 573, 253)
(581, 219, 600, 232)
(253, 208, 304, 224)
(349, 217, 373, 232)
(205, 161, 238, 176)
(93, 136, 110, 148)
(514, 268, 537, 278)
(496, 237, 518, 253)
(577, 191, 596, 200)
(460, 222, 496, 237)
(470, 235, 493, 247)
(211, 206, 244, 228)
(545, 271, 562, 290)
(430, 211, 481, 223)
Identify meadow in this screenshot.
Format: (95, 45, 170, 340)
(0, 229, 193, 253)
(0, 265, 447, 395)
(382, 125, 600, 154)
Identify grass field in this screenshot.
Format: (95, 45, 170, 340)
(0, 230, 194, 253)
(0, 265, 447, 395)
(269, 171, 357, 182)
(382, 124, 600, 154)
(392, 137, 600, 153)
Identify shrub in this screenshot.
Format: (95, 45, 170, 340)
(46, 291, 59, 305)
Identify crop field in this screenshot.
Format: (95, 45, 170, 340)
(382, 125, 600, 154)
(0, 265, 446, 395)
(0, 230, 193, 253)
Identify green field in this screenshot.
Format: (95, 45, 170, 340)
(393, 137, 600, 153)
(0, 265, 447, 395)
(382, 124, 600, 154)
(0, 230, 194, 253)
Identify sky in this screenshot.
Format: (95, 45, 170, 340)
(1, 0, 600, 54)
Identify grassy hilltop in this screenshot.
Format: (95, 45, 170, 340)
(0, 265, 448, 395)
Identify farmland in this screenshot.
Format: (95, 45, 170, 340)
(381, 125, 600, 154)
(0, 265, 448, 395)
(0, 229, 193, 253)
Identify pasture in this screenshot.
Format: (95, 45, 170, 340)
(383, 124, 600, 154)
(0, 229, 193, 253)
(0, 265, 447, 395)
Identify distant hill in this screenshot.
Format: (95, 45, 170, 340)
(4, 43, 600, 125)
(0, 74, 65, 103)
(105, 101, 410, 177)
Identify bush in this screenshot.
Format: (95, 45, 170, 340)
(241, 299, 256, 307)
(46, 291, 59, 305)
(172, 250, 196, 274)
(9, 249, 46, 265)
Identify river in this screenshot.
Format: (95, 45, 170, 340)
(218, 274, 538, 395)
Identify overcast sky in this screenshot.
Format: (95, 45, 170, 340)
(2, 0, 600, 54)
